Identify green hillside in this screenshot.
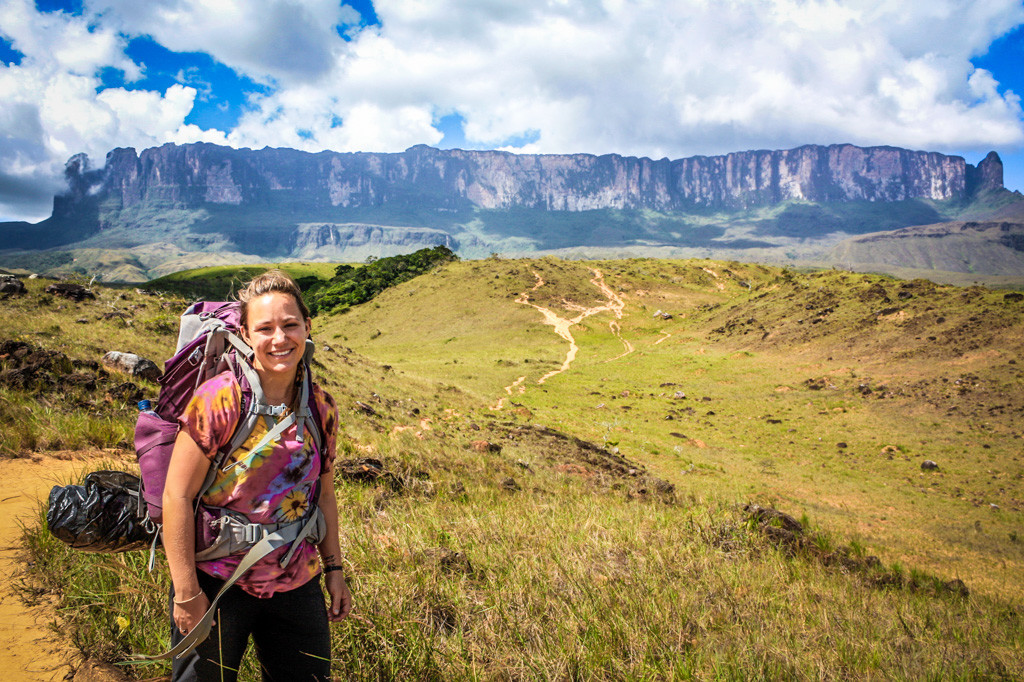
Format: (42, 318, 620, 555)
(144, 261, 340, 300)
(324, 257, 1024, 600)
(4, 260, 1023, 679)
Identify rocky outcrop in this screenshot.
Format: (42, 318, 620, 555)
(101, 351, 161, 382)
(0, 275, 26, 295)
(966, 151, 1004, 195)
(2, 142, 1007, 268)
(67, 142, 986, 218)
(292, 223, 458, 259)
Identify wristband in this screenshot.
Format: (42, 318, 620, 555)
(323, 565, 345, 574)
(173, 590, 204, 605)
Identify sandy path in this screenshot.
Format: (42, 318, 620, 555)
(494, 268, 632, 408)
(0, 455, 88, 680)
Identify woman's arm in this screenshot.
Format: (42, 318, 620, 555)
(317, 471, 352, 621)
(163, 430, 213, 633)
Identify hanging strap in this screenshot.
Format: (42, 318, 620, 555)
(132, 507, 325, 662)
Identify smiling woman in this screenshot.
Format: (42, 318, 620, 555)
(160, 269, 351, 682)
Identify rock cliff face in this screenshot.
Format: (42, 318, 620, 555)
(70, 142, 987, 217)
(291, 223, 458, 260)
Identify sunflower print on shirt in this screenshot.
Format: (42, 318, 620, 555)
(178, 370, 338, 597)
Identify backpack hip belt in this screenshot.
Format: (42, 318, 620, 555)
(194, 504, 327, 566)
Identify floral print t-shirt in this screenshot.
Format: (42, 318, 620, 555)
(178, 370, 338, 597)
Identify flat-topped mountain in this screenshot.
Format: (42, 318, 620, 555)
(0, 142, 1019, 282)
(65, 142, 998, 214)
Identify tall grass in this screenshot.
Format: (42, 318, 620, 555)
(24, 446, 1024, 679)
(0, 389, 133, 455)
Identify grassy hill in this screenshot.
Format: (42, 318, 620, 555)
(324, 257, 1024, 599)
(3, 260, 1023, 679)
(144, 261, 340, 300)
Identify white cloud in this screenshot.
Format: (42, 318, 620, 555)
(2, 0, 1024, 220)
(275, 0, 1024, 159)
(86, 0, 356, 84)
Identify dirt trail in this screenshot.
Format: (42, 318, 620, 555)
(0, 455, 85, 680)
(494, 269, 631, 408)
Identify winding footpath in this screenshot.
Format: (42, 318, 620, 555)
(494, 268, 633, 408)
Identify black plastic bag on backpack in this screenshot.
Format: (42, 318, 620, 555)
(47, 470, 157, 552)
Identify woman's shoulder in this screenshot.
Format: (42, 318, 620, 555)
(196, 370, 242, 399)
(188, 370, 244, 417)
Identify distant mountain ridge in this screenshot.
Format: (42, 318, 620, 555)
(0, 141, 1019, 283)
(62, 142, 1000, 216)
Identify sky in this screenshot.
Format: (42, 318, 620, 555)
(1, 0, 1023, 223)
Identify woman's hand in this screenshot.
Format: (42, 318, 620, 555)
(325, 571, 352, 622)
(173, 590, 213, 636)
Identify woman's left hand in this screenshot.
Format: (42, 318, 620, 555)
(325, 571, 352, 621)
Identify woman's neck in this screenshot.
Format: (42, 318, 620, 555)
(258, 369, 297, 406)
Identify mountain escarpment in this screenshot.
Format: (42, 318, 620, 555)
(0, 142, 1014, 281)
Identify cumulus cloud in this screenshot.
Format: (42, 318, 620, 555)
(1, 0, 1023, 221)
(225, 0, 1024, 160)
(0, 0, 222, 219)
(87, 0, 357, 84)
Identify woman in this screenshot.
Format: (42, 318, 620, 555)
(162, 270, 352, 682)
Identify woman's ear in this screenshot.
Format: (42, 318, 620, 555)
(305, 318, 312, 336)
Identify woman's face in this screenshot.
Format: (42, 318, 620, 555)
(242, 292, 311, 378)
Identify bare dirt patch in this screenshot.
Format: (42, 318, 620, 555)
(494, 269, 632, 409)
(0, 455, 89, 680)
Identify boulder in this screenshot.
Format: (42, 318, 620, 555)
(45, 282, 95, 301)
(101, 351, 161, 382)
(0, 274, 26, 295)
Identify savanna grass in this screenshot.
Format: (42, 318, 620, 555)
(14, 259, 1024, 679)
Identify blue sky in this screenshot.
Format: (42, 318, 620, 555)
(1, 0, 1023, 221)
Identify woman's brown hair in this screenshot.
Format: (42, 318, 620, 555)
(237, 269, 310, 330)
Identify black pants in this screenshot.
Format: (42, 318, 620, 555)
(170, 571, 331, 682)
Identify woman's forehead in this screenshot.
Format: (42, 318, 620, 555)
(247, 291, 304, 319)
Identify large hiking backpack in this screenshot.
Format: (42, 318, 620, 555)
(134, 301, 324, 525)
(129, 301, 329, 660)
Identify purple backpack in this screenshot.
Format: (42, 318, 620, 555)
(133, 301, 323, 524)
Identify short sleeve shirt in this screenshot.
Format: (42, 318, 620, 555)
(178, 371, 338, 597)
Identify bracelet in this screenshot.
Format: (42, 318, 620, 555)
(173, 590, 204, 605)
(323, 565, 345, 574)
